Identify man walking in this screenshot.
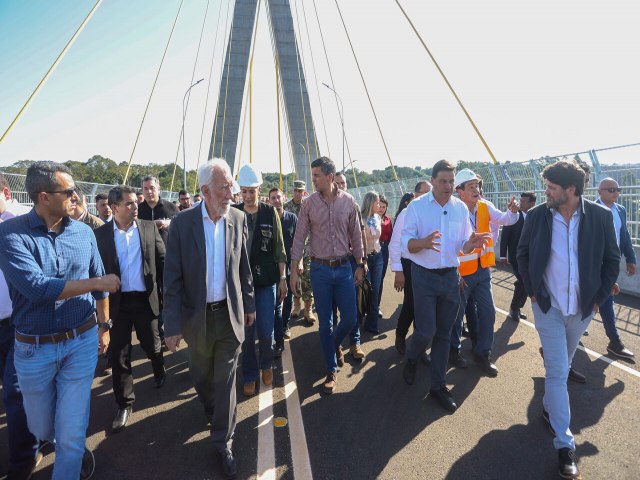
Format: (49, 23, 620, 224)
(0, 161, 120, 479)
(138, 176, 178, 244)
(290, 157, 365, 394)
(95, 186, 166, 433)
(596, 177, 636, 359)
(517, 160, 619, 479)
(163, 159, 255, 480)
(499, 192, 537, 323)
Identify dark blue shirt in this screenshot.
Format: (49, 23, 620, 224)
(280, 210, 297, 270)
(0, 209, 107, 335)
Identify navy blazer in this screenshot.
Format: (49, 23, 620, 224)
(516, 198, 620, 319)
(595, 198, 637, 265)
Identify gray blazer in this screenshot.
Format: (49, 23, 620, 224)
(517, 198, 620, 320)
(163, 205, 255, 343)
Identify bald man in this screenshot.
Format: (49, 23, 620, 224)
(596, 178, 636, 359)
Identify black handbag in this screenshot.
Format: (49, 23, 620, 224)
(356, 276, 373, 322)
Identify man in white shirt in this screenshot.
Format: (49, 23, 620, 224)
(0, 174, 40, 478)
(401, 160, 491, 413)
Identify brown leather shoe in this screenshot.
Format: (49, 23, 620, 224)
(261, 368, 273, 386)
(336, 346, 345, 367)
(349, 344, 365, 360)
(323, 372, 337, 394)
(243, 381, 257, 397)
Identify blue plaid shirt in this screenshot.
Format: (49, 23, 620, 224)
(0, 209, 107, 335)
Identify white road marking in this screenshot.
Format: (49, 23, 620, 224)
(282, 343, 313, 479)
(495, 307, 640, 379)
(257, 382, 276, 480)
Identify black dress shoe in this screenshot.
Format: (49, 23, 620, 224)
(273, 340, 284, 359)
(558, 448, 581, 479)
(218, 449, 238, 480)
(568, 367, 586, 384)
(448, 351, 468, 368)
(80, 447, 95, 479)
(429, 386, 457, 413)
(474, 353, 498, 377)
(111, 407, 132, 433)
(403, 359, 417, 385)
(420, 351, 431, 366)
(154, 369, 167, 388)
(395, 333, 406, 355)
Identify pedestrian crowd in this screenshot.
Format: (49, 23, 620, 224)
(0, 155, 634, 480)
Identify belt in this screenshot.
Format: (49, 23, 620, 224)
(424, 267, 457, 275)
(367, 250, 381, 257)
(310, 256, 349, 268)
(0, 317, 10, 327)
(15, 314, 97, 345)
(207, 299, 228, 312)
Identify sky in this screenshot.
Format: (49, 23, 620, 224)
(1, 0, 639, 179)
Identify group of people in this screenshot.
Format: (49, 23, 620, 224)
(0, 155, 634, 480)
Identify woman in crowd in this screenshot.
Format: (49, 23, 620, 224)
(361, 192, 384, 334)
(378, 195, 393, 317)
(388, 192, 415, 354)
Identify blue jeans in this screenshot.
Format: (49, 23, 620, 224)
(364, 251, 384, 332)
(533, 303, 594, 450)
(14, 325, 98, 480)
(599, 294, 620, 344)
(274, 274, 293, 343)
(334, 257, 362, 346)
(310, 261, 358, 373)
(0, 322, 38, 475)
(378, 242, 390, 308)
(242, 285, 276, 382)
(451, 266, 496, 356)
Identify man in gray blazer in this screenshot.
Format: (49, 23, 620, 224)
(163, 159, 255, 480)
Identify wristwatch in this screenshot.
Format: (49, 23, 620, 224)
(280, 275, 287, 281)
(98, 319, 113, 331)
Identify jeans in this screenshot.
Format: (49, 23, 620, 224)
(0, 322, 38, 475)
(332, 257, 362, 345)
(378, 242, 390, 308)
(408, 265, 460, 390)
(274, 274, 293, 343)
(242, 284, 276, 383)
(14, 325, 98, 480)
(533, 303, 594, 450)
(451, 266, 496, 356)
(599, 294, 620, 344)
(364, 251, 384, 332)
(310, 261, 358, 373)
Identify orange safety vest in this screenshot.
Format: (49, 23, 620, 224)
(458, 200, 495, 276)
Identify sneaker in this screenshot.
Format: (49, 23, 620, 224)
(283, 327, 292, 340)
(607, 341, 635, 360)
(323, 372, 337, 394)
(349, 344, 365, 360)
(558, 448, 581, 479)
(80, 447, 95, 480)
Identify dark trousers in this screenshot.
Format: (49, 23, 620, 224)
(274, 274, 293, 342)
(111, 293, 164, 408)
(509, 259, 528, 311)
(378, 242, 390, 308)
(0, 321, 38, 474)
(396, 258, 415, 339)
(187, 307, 241, 453)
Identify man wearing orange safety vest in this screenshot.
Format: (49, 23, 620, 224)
(450, 169, 520, 376)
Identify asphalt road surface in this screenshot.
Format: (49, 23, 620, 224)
(1, 266, 639, 479)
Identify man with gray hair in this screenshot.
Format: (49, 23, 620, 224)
(163, 158, 255, 479)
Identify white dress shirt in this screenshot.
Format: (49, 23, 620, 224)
(401, 192, 473, 269)
(113, 221, 146, 292)
(202, 201, 227, 302)
(0, 200, 32, 320)
(543, 209, 581, 316)
(389, 208, 408, 272)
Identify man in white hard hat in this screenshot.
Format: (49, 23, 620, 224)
(451, 168, 519, 377)
(233, 164, 287, 397)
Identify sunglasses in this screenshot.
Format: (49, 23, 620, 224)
(45, 188, 75, 198)
(601, 188, 622, 193)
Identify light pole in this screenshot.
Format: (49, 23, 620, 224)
(322, 83, 345, 172)
(182, 78, 205, 191)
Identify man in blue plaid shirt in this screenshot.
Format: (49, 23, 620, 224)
(0, 161, 120, 480)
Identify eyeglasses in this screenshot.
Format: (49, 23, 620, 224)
(601, 188, 622, 193)
(44, 188, 75, 198)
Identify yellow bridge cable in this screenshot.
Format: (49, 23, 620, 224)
(394, 0, 498, 165)
(0, 0, 104, 144)
(124, 0, 185, 184)
(170, 0, 212, 193)
(194, 0, 229, 192)
(333, 0, 400, 184)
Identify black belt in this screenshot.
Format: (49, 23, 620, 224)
(311, 256, 350, 268)
(424, 267, 457, 275)
(121, 291, 147, 297)
(367, 250, 381, 257)
(207, 299, 228, 312)
(15, 313, 97, 344)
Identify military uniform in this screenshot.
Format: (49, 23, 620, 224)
(284, 197, 312, 303)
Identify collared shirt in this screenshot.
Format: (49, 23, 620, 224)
(389, 208, 409, 272)
(0, 209, 107, 335)
(598, 198, 622, 247)
(0, 200, 32, 320)
(113, 220, 145, 292)
(401, 191, 473, 269)
(202, 201, 226, 302)
(543, 208, 581, 316)
(291, 189, 364, 262)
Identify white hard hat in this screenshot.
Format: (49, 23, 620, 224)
(231, 180, 240, 195)
(237, 164, 263, 188)
(454, 168, 478, 188)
